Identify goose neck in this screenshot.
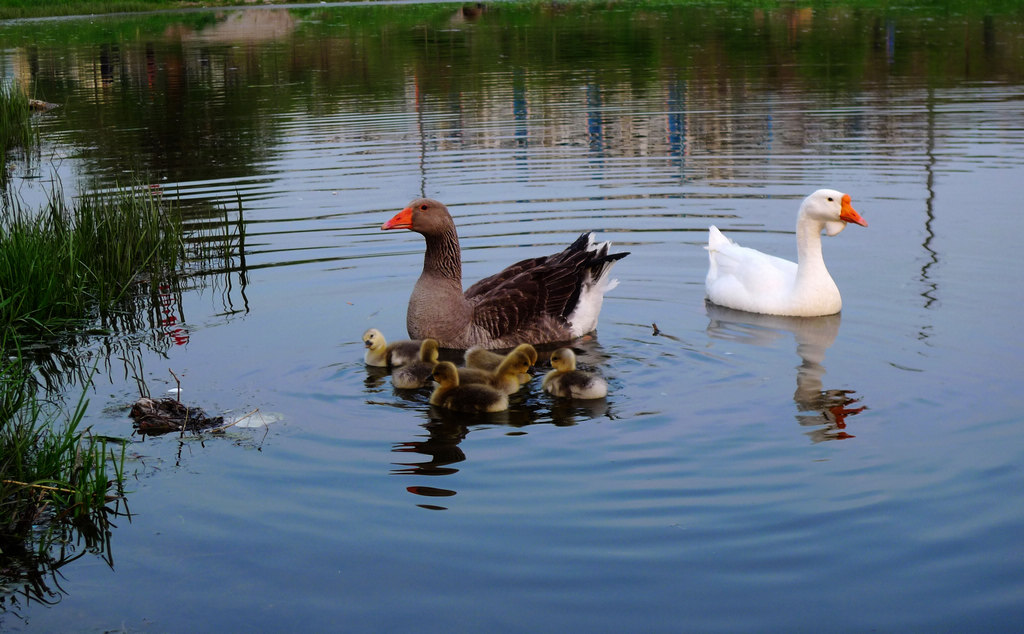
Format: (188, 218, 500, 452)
(795, 217, 827, 269)
(423, 226, 462, 283)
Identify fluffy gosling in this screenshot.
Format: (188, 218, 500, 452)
(542, 347, 608, 399)
(430, 362, 509, 413)
(391, 339, 440, 389)
(362, 328, 421, 368)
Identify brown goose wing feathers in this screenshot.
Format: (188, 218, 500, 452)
(466, 233, 628, 341)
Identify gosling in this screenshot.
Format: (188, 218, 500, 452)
(362, 328, 421, 368)
(464, 343, 538, 385)
(542, 348, 608, 399)
(391, 339, 440, 389)
(430, 362, 509, 413)
(457, 349, 534, 395)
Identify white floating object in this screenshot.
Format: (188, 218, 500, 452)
(229, 411, 285, 428)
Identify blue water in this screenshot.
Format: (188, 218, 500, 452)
(2, 3, 1023, 631)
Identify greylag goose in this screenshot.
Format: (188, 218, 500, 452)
(430, 362, 509, 413)
(705, 189, 868, 317)
(391, 339, 440, 389)
(457, 348, 533, 395)
(464, 343, 537, 385)
(542, 348, 608, 399)
(382, 199, 628, 349)
(362, 328, 421, 367)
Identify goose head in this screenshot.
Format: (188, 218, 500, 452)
(382, 198, 453, 235)
(362, 328, 386, 352)
(550, 348, 578, 373)
(431, 361, 460, 387)
(419, 338, 440, 363)
(800, 189, 868, 237)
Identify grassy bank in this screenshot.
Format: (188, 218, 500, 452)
(0, 0, 239, 20)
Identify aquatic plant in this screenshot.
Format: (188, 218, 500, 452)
(0, 184, 184, 339)
(0, 181, 185, 605)
(0, 352, 128, 612)
(0, 81, 35, 183)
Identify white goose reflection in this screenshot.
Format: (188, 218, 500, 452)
(705, 302, 865, 442)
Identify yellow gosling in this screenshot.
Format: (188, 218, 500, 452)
(542, 348, 608, 400)
(391, 339, 440, 389)
(362, 328, 421, 367)
(464, 343, 537, 384)
(458, 350, 533, 395)
(430, 362, 509, 413)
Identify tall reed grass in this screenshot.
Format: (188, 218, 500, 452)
(2, 182, 180, 586)
(0, 81, 35, 179)
(0, 351, 126, 539)
(1, 185, 184, 337)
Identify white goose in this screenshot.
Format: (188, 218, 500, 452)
(705, 189, 868, 317)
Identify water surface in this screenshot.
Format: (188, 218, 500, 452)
(1, 2, 1023, 630)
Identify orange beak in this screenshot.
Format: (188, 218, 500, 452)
(382, 207, 414, 230)
(839, 194, 868, 227)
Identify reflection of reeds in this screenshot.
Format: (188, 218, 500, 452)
(0, 81, 36, 185)
(1, 349, 128, 606)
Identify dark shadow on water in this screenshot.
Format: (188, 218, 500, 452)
(705, 302, 865, 443)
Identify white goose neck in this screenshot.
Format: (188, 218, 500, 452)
(795, 215, 827, 273)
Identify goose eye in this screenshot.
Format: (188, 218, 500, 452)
(420, 204, 428, 210)
(827, 197, 834, 202)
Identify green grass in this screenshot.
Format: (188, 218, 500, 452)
(0, 344, 127, 600)
(1, 180, 183, 589)
(0, 0, 221, 20)
(0, 81, 36, 181)
(0, 185, 184, 338)
(0, 0, 343, 20)
(0, 355, 126, 535)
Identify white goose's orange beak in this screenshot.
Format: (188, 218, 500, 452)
(382, 206, 414, 230)
(839, 194, 867, 227)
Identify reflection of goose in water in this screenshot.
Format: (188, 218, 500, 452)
(705, 302, 865, 442)
(392, 420, 468, 510)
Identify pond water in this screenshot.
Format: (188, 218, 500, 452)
(2, 1, 1024, 630)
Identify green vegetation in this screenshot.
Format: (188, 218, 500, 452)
(2, 82, 187, 595)
(1, 186, 183, 337)
(0, 182, 183, 599)
(0, 0, 1020, 21)
(0, 82, 35, 182)
(0, 354, 127, 550)
(0, 0, 235, 20)
(0, 337, 128, 607)
(0, 184, 182, 598)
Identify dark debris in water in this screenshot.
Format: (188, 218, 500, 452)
(130, 397, 224, 435)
